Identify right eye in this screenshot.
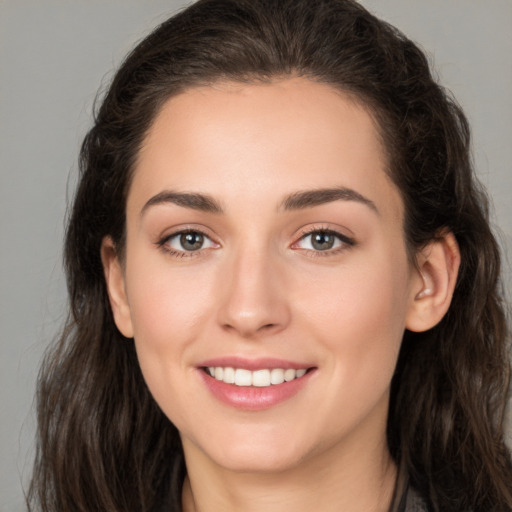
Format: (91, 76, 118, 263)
(160, 230, 218, 255)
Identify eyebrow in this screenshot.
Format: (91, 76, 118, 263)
(140, 186, 378, 216)
(140, 190, 223, 216)
(280, 187, 378, 214)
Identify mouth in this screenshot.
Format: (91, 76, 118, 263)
(202, 366, 310, 387)
(197, 359, 316, 410)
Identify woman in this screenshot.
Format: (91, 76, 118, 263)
(29, 0, 512, 511)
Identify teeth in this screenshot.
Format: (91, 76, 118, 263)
(206, 366, 308, 387)
(270, 368, 285, 385)
(223, 366, 235, 384)
(284, 368, 296, 382)
(234, 368, 252, 386)
(252, 369, 270, 387)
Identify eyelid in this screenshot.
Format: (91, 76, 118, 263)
(155, 223, 354, 258)
(156, 225, 220, 256)
(291, 225, 356, 254)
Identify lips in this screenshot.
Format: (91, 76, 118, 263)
(197, 358, 315, 410)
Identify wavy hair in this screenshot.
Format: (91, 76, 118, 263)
(29, 0, 512, 510)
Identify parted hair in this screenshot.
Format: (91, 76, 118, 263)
(29, 1, 512, 511)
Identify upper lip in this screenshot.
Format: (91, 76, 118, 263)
(197, 356, 314, 371)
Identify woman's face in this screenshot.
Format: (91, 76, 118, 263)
(108, 78, 424, 473)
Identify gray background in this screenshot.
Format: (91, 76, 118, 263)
(1, 1, 511, 510)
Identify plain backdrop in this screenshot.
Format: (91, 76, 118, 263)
(1, 1, 511, 510)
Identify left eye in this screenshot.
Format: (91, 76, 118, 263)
(165, 231, 216, 252)
(295, 230, 349, 251)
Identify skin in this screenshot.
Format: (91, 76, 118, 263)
(102, 77, 460, 512)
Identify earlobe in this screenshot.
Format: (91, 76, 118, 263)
(406, 231, 460, 333)
(100, 237, 134, 338)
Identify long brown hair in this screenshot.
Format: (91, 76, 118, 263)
(29, 1, 512, 510)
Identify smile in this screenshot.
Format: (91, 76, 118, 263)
(198, 358, 316, 410)
(205, 367, 308, 387)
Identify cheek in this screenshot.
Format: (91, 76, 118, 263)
(124, 259, 216, 425)
(126, 254, 213, 340)
(123, 253, 218, 394)
(298, 248, 410, 383)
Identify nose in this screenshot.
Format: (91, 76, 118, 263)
(216, 246, 291, 338)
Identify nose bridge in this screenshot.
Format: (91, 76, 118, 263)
(217, 238, 290, 337)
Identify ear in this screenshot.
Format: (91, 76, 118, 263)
(406, 231, 460, 333)
(101, 237, 134, 338)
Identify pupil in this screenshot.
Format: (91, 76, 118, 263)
(312, 232, 334, 250)
(180, 232, 204, 251)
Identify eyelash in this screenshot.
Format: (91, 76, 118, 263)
(157, 229, 218, 258)
(157, 227, 355, 258)
(292, 227, 355, 257)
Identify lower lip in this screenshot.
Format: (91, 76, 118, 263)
(199, 369, 314, 411)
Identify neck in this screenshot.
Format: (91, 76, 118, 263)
(181, 426, 397, 512)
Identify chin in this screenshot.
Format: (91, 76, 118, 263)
(212, 447, 307, 474)
(182, 425, 314, 474)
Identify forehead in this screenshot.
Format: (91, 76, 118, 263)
(131, 77, 402, 221)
